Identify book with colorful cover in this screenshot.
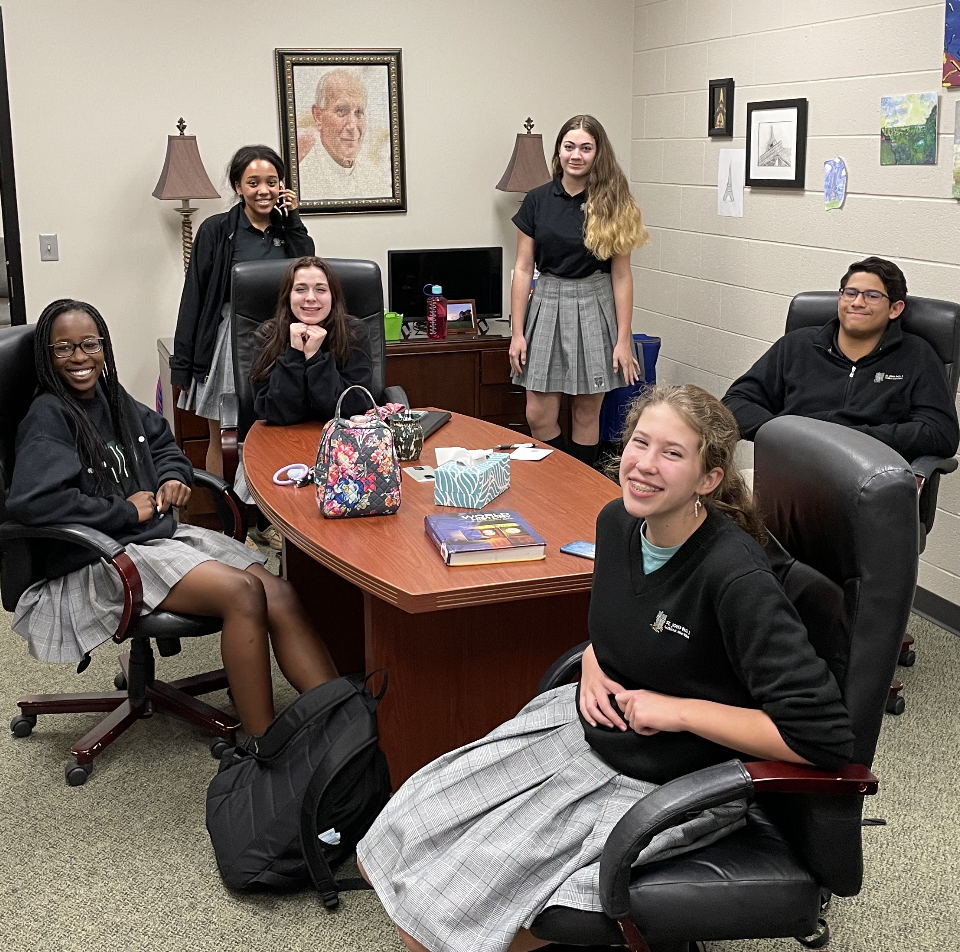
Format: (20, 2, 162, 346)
(424, 509, 546, 566)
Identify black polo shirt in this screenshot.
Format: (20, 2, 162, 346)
(512, 177, 610, 279)
(232, 207, 293, 265)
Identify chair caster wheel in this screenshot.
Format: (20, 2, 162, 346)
(65, 761, 93, 786)
(209, 737, 231, 760)
(114, 671, 128, 690)
(796, 918, 830, 949)
(886, 695, 906, 715)
(10, 713, 37, 737)
(898, 649, 916, 667)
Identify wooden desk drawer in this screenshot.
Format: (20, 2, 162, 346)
(480, 348, 513, 385)
(480, 382, 526, 417)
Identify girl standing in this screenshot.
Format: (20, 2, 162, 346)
(509, 115, 647, 467)
(172, 145, 315, 478)
(9, 300, 338, 737)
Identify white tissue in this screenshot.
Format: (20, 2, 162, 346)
(434, 447, 491, 467)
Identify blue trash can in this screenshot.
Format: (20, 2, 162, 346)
(599, 333, 661, 443)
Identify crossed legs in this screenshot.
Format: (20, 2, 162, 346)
(156, 560, 337, 735)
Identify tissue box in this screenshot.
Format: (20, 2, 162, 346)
(434, 452, 510, 509)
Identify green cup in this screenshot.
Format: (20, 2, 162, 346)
(384, 311, 403, 342)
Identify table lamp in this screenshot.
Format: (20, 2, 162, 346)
(153, 118, 220, 271)
(496, 118, 551, 192)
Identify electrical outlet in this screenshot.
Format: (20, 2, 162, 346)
(40, 234, 59, 261)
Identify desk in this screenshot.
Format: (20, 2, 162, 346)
(243, 412, 618, 787)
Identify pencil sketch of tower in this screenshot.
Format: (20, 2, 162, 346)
(722, 166, 735, 202)
(757, 123, 791, 167)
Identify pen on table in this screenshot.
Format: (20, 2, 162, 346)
(494, 443, 535, 451)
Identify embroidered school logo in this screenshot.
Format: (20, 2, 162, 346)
(594, 374, 605, 389)
(580, 202, 586, 211)
(874, 372, 904, 383)
(651, 610, 691, 639)
(272, 237, 283, 247)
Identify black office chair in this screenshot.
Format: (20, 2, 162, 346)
(786, 290, 960, 692)
(0, 324, 246, 786)
(528, 416, 918, 952)
(220, 257, 409, 484)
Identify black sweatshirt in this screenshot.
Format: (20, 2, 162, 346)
(581, 503, 854, 784)
(171, 203, 315, 389)
(6, 387, 193, 579)
(723, 318, 959, 462)
(253, 319, 375, 425)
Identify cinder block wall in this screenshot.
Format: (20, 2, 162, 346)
(630, 0, 960, 605)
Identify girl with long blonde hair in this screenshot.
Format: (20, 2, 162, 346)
(509, 114, 649, 467)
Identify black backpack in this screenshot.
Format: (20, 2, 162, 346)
(205, 674, 391, 909)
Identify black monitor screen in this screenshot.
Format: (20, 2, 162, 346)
(388, 247, 503, 322)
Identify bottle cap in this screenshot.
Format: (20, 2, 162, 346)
(429, 285, 442, 295)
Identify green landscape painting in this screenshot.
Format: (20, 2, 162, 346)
(880, 93, 938, 165)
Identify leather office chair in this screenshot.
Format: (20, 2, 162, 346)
(528, 416, 917, 952)
(220, 257, 409, 484)
(786, 291, 960, 697)
(0, 324, 246, 786)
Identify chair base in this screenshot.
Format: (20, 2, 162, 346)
(14, 650, 239, 769)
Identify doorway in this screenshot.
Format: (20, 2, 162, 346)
(0, 6, 25, 327)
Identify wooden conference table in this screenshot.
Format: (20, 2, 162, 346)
(243, 412, 619, 787)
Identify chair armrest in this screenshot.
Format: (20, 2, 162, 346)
(598, 759, 878, 920)
(220, 392, 240, 485)
(537, 641, 589, 695)
(911, 455, 958, 481)
(0, 522, 143, 643)
(192, 469, 246, 542)
(383, 385, 409, 407)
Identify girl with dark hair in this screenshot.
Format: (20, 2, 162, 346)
(8, 300, 338, 738)
(355, 384, 853, 952)
(172, 144, 315, 480)
(509, 115, 649, 468)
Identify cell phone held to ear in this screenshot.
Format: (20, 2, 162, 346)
(276, 184, 288, 216)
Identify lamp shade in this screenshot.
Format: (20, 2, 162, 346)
(496, 132, 551, 192)
(153, 132, 220, 201)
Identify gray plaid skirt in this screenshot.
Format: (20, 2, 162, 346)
(357, 684, 747, 952)
(12, 523, 266, 664)
(512, 272, 627, 396)
(177, 305, 235, 421)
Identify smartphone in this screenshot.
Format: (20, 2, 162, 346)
(405, 465, 436, 482)
(560, 540, 596, 560)
(276, 182, 288, 216)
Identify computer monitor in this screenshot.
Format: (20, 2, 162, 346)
(387, 247, 503, 322)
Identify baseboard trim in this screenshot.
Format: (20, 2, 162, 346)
(913, 585, 960, 638)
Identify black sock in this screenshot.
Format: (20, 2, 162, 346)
(568, 441, 600, 467)
(543, 434, 568, 453)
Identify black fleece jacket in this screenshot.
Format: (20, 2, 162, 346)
(723, 318, 959, 461)
(6, 387, 193, 579)
(253, 319, 375, 425)
(581, 503, 854, 784)
(171, 203, 315, 389)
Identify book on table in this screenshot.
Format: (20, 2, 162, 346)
(424, 509, 546, 565)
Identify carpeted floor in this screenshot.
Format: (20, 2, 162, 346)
(0, 590, 957, 950)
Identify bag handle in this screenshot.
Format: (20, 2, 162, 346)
(333, 385, 378, 421)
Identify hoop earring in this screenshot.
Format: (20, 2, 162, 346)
(693, 496, 701, 518)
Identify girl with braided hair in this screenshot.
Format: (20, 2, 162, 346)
(7, 299, 337, 737)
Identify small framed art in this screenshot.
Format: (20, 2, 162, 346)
(445, 299, 479, 336)
(708, 78, 734, 137)
(745, 98, 808, 189)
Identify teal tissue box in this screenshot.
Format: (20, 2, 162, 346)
(434, 452, 511, 509)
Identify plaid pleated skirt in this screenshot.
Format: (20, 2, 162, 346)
(512, 272, 627, 395)
(11, 524, 266, 664)
(357, 684, 747, 952)
(177, 305, 235, 421)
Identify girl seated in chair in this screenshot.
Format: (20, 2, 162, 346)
(356, 384, 854, 952)
(7, 299, 338, 737)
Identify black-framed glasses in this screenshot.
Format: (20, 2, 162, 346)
(49, 337, 103, 359)
(839, 287, 889, 303)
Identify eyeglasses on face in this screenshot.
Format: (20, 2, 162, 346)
(50, 337, 103, 359)
(839, 287, 889, 303)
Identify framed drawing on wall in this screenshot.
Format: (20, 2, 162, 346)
(275, 48, 406, 214)
(708, 78, 734, 137)
(744, 98, 808, 189)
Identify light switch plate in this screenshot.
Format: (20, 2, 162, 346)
(40, 234, 58, 261)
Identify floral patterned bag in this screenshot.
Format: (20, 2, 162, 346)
(314, 386, 402, 518)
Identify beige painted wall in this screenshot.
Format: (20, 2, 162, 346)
(630, 0, 960, 604)
(0, 0, 633, 397)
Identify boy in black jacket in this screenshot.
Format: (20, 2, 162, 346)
(723, 257, 959, 462)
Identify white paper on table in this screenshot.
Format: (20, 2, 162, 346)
(717, 149, 745, 217)
(510, 446, 552, 461)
